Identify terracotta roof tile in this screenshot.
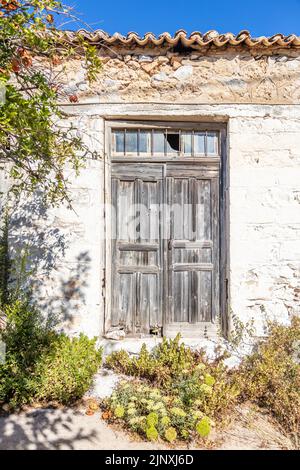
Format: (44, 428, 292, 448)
(59, 29, 300, 49)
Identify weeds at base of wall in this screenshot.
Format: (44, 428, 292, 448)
(103, 321, 300, 447)
(0, 299, 103, 409)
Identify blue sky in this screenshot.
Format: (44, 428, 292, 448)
(62, 0, 300, 36)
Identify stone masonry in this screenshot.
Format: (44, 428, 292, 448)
(1, 36, 300, 339)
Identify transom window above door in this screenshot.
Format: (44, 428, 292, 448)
(111, 127, 219, 157)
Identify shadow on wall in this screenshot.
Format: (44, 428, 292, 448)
(0, 408, 98, 450)
(7, 193, 91, 330)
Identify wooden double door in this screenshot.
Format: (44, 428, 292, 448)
(111, 162, 220, 336)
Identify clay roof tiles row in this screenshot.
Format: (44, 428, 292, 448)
(60, 29, 300, 48)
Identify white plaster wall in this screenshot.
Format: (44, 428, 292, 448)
(3, 102, 300, 338)
(45, 156, 105, 338)
(43, 115, 106, 337)
(228, 113, 300, 333)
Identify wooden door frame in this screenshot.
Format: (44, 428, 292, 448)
(103, 120, 229, 338)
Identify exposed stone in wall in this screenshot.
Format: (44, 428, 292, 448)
(57, 46, 300, 104)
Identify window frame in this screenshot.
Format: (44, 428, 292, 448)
(109, 121, 222, 161)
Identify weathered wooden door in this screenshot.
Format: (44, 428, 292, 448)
(164, 165, 219, 337)
(111, 164, 163, 334)
(110, 125, 222, 337)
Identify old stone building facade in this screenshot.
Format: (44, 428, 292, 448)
(3, 30, 300, 340)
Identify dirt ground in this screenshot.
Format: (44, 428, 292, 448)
(0, 403, 294, 450)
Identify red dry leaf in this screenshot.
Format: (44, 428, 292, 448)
(11, 59, 20, 73)
(51, 55, 62, 66)
(102, 411, 112, 420)
(22, 56, 33, 67)
(69, 94, 79, 103)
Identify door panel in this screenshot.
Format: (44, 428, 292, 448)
(115, 273, 135, 328)
(111, 165, 163, 334)
(111, 162, 220, 335)
(166, 167, 219, 327)
(173, 271, 189, 322)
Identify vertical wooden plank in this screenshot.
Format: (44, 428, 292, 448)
(173, 270, 181, 322)
(173, 178, 189, 240)
(173, 271, 189, 322)
(204, 180, 212, 241)
(195, 179, 211, 241)
(135, 271, 141, 333)
(190, 177, 196, 324)
(167, 176, 174, 325)
(149, 274, 160, 327)
(139, 179, 148, 242)
(135, 178, 141, 244)
(211, 176, 220, 324)
(184, 178, 190, 240)
(191, 177, 196, 243)
(118, 180, 135, 242)
(134, 178, 141, 333)
(111, 178, 119, 326)
(191, 270, 197, 323)
(162, 167, 169, 332)
(199, 271, 212, 322)
(118, 273, 135, 332)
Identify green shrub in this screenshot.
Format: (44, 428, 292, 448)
(165, 426, 177, 442)
(105, 334, 240, 421)
(34, 333, 102, 404)
(0, 300, 102, 407)
(146, 425, 159, 441)
(104, 322, 300, 444)
(238, 317, 300, 439)
(103, 380, 212, 443)
(196, 417, 211, 438)
(172, 364, 239, 420)
(106, 334, 200, 387)
(0, 300, 57, 406)
(103, 335, 241, 444)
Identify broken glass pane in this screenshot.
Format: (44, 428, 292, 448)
(166, 131, 180, 154)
